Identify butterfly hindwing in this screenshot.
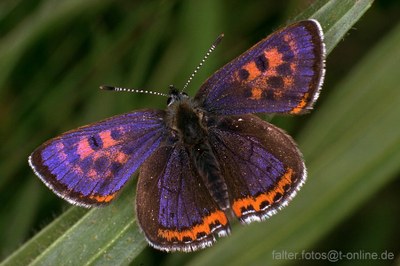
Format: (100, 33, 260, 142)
(29, 109, 166, 207)
(136, 143, 230, 252)
(208, 114, 305, 223)
(195, 20, 325, 115)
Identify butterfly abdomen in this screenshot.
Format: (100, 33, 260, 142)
(192, 142, 229, 210)
(171, 100, 229, 210)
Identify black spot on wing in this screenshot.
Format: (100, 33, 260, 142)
(110, 162, 123, 173)
(255, 54, 269, 72)
(89, 135, 103, 150)
(273, 192, 283, 203)
(276, 63, 292, 76)
(260, 200, 271, 210)
(238, 69, 250, 80)
(94, 156, 109, 172)
(244, 88, 253, 98)
(111, 129, 123, 140)
(267, 76, 284, 88)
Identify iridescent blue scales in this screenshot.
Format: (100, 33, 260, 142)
(29, 20, 325, 252)
(29, 110, 166, 206)
(196, 20, 325, 115)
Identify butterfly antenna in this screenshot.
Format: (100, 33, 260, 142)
(182, 33, 224, 92)
(100, 85, 168, 97)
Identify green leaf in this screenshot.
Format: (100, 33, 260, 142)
(1, 0, 378, 265)
(293, 0, 374, 54)
(2, 183, 146, 266)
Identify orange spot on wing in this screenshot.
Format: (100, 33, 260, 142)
(283, 33, 297, 51)
(264, 48, 283, 69)
(283, 77, 294, 87)
(242, 62, 261, 81)
(116, 152, 129, 164)
(232, 168, 293, 217)
(87, 169, 97, 178)
(55, 142, 64, 151)
(100, 130, 118, 148)
(273, 90, 283, 99)
(77, 139, 93, 159)
(290, 62, 297, 72)
(249, 87, 262, 100)
(71, 166, 83, 176)
(76, 130, 120, 159)
(290, 92, 310, 114)
(88, 192, 117, 203)
(55, 142, 68, 160)
(158, 210, 228, 242)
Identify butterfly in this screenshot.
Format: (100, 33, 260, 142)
(29, 19, 325, 252)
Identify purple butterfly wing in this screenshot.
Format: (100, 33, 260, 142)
(208, 114, 305, 223)
(29, 109, 166, 207)
(136, 143, 230, 252)
(195, 20, 325, 115)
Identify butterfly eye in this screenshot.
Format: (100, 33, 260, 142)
(167, 95, 176, 106)
(167, 85, 188, 106)
(167, 96, 174, 106)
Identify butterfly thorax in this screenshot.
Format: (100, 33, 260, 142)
(165, 88, 230, 210)
(166, 87, 206, 144)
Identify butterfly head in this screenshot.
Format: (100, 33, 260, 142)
(167, 85, 189, 106)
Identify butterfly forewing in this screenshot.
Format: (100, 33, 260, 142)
(29, 109, 166, 207)
(195, 20, 325, 115)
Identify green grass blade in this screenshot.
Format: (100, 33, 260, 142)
(1, 184, 145, 266)
(294, 0, 374, 54)
(1, 207, 88, 266)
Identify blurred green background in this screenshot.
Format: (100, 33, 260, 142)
(0, 0, 399, 265)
